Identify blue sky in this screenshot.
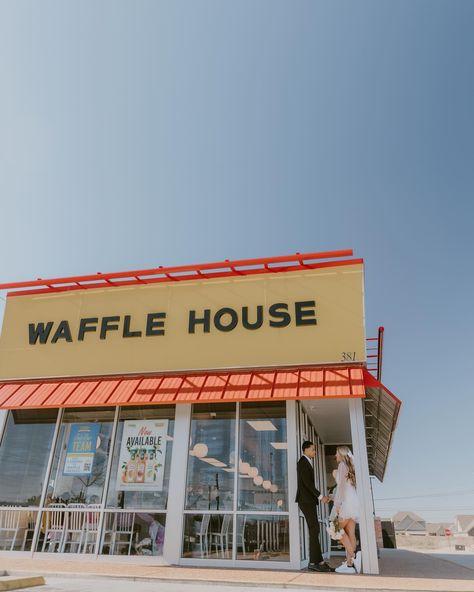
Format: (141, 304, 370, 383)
(1, 1, 473, 523)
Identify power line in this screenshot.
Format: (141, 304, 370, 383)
(374, 488, 474, 501)
(376, 507, 474, 512)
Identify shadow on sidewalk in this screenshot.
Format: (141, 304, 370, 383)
(378, 548, 474, 580)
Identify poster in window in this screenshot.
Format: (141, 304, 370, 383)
(63, 423, 101, 476)
(116, 419, 169, 491)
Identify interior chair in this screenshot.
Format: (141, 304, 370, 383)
(61, 503, 86, 553)
(41, 503, 67, 552)
(107, 512, 135, 555)
(209, 514, 232, 558)
(0, 507, 21, 550)
(21, 510, 37, 551)
(82, 504, 101, 554)
(236, 515, 247, 557)
(195, 514, 210, 557)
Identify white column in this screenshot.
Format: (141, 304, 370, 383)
(0, 410, 8, 443)
(349, 398, 379, 574)
(163, 403, 192, 565)
(286, 400, 301, 568)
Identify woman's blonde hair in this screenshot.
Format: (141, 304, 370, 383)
(336, 446, 356, 487)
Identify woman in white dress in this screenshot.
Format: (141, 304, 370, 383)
(330, 446, 360, 574)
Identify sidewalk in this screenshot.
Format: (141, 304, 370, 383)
(1, 549, 473, 592)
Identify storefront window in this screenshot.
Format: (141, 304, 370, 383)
(185, 404, 236, 511)
(182, 513, 233, 559)
(100, 405, 174, 557)
(236, 514, 289, 561)
(238, 402, 288, 511)
(101, 510, 167, 556)
(0, 409, 57, 506)
(46, 408, 114, 505)
(106, 405, 175, 511)
(34, 407, 114, 553)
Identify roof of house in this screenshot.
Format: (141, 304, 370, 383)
(393, 511, 425, 523)
(455, 515, 474, 532)
(426, 522, 452, 533)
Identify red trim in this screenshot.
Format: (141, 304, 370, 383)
(0, 365, 366, 410)
(0, 250, 362, 297)
(362, 369, 402, 405)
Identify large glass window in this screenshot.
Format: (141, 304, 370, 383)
(0, 409, 57, 506)
(106, 406, 175, 511)
(35, 408, 115, 553)
(238, 402, 288, 512)
(183, 402, 290, 562)
(182, 513, 233, 559)
(183, 404, 236, 560)
(236, 514, 289, 562)
(102, 405, 175, 557)
(46, 408, 115, 505)
(185, 404, 236, 512)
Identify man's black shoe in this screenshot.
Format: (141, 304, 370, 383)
(324, 562, 336, 572)
(308, 562, 331, 572)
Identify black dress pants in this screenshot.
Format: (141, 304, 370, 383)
(299, 502, 323, 564)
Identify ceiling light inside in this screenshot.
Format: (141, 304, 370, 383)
(270, 442, 288, 450)
(200, 457, 227, 467)
(247, 420, 277, 431)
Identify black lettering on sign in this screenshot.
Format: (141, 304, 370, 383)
(269, 303, 291, 328)
(29, 322, 54, 345)
(123, 315, 142, 338)
(242, 305, 263, 330)
(100, 316, 120, 340)
(295, 301, 317, 326)
(214, 307, 238, 332)
(188, 309, 211, 334)
(51, 320, 73, 343)
(146, 312, 166, 336)
(78, 318, 99, 341)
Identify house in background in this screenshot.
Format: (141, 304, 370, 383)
(454, 515, 474, 537)
(393, 511, 426, 535)
(426, 523, 453, 537)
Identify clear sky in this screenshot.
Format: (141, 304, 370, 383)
(0, 1, 473, 523)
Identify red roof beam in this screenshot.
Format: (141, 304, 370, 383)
(0, 249, 355, 291)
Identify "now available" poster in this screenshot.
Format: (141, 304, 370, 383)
(116, 419, 168, 491)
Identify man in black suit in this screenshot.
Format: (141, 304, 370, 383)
(295, 440, 333, 572)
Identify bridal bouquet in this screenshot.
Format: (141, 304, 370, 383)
(326, 515, 345, 540)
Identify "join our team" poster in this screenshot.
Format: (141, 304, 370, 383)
(116, 419, 169, 491)
(63, 423, 100, 476)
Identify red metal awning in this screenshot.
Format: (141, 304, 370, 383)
(362, 369, 401, 481)
(0, 366, 366, 410)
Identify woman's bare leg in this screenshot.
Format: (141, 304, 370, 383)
(338, 518, 355, 566)
(346, 520, 357, 554)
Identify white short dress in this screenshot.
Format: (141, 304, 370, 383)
(329, 461, 359, 521)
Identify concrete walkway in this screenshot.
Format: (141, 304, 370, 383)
(0, 549, 473, 592)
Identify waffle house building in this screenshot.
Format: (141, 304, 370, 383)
(0, 250, 400, 574)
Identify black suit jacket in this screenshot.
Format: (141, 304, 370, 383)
(295, 455, 321, 504)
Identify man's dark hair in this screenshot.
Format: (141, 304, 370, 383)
(302, 440, 314, 453)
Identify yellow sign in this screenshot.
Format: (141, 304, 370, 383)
(0, 264, 365, 379)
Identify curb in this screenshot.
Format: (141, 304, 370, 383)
(9, 570, 474, 592)
(0, 576, 45, 591)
